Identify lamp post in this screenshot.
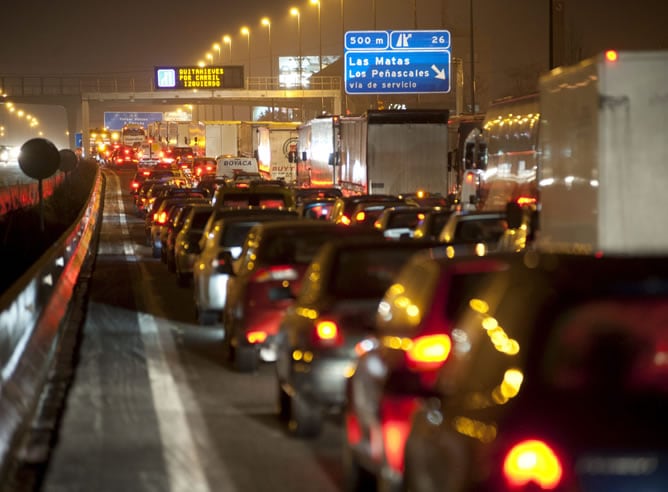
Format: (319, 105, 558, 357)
(310, 0, 322, 72)
(290, 7, 302, 88)
(261, 17, 272, 78)
(223, 35, 232, 63)
(241, 26, 251, 81)
(372, 0, 376, 29)
(213, 43, 221, 63)
(205, 52, 213, 66)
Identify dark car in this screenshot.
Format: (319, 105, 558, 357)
(412, 208, 454, 241)
(173, 205, 214, 286)
(330, 195, 406, 226)
(293, 187, 343, 206)
(276, 238, 442, 438)
(220, 221, 380, 372)
(344, 252, 511, 491)
(373, 206, 435, 239)
(297, 196, 338, 220)
(212, 181, 295, 210)
(403, 252, 668, 492)
(438, 210, 508, 257)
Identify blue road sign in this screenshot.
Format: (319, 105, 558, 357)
(344, 30, 451, 95)
(75, 132, 83, 149)
(103, 112, 163, 131)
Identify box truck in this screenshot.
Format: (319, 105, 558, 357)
(297, 109, 450, 196)
(536, 50, 668, 254)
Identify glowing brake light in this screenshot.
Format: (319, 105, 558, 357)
(605, 49, 618, 62)
(252, 265, 298, 283)
(340, 215, 351, 226)
(503, 440, 563, 490)
(405, 334, 452, 371)
(516, 196, 537, 206)
(313, 320, 343, 346)
(465, 172, 474, 184)
(247, 331, 268, 344)
(355, 211, 366, 222)
(156, 211, 168, 225)
(380, 398, 419, 473)
(131, 182, 140, 189)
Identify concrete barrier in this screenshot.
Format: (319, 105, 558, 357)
(0, 167, 104, 482)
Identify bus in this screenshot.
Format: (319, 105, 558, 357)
(460, 93, 540, 211)
(121, 124, 147, 147)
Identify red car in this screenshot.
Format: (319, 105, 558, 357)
(220, 220, 379, 372)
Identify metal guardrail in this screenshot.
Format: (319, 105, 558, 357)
(0, 166, 103, 482)
(0, 75, 342, 97)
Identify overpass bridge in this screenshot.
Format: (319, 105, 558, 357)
(0, 74, 342, 150)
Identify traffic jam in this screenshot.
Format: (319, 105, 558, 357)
(79, 50, 668, 491)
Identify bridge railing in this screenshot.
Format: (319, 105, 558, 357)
(1, 75, 342, 96)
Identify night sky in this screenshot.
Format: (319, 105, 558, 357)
(1, 0, 667, 145)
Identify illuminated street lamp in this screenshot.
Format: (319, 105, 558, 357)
(213, 42, 221, 63)
(241, 26, 251, 80)
(310, 0, 322, 72)
(261, 17, 273, 78)
(223, 35, 232, 63)
(205, 52, 213, 66)
(290, 7, 302, 88)
(197, 60, 206, 68)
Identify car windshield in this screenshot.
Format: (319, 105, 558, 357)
(220, 222, 262, 247)
(259, 230, 339, 265)
(454, 217, 507, 243)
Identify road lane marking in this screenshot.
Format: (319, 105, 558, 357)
(107, 171, 232, 492)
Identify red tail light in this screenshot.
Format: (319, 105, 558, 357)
(380, 397, 419, 473)
(312, 320, 343, 346)
(605, 49, 618, 62)
(340, 215, 351, 226)
(251, 265, 298, 283)
(355, 211, 366, 222)
(156, 211, 168, 225)
(131, 182, 140, 189)
(246, 331, 268, 344)
(405, 334, 452, 372)
(503, 439, 563, 490)
(345, 411, 362, 446)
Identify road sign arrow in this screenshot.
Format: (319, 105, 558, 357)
(431, 65, 446, 80)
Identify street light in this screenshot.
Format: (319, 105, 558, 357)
(213, 43, 221, 63)
(241, 26, 251, 80)
(223, 35, 232, 63)
(261, 17, 273, 78)
(310, 0, 322, 72)
(290, 7, 302, 88)
(205, 52, 213, 66)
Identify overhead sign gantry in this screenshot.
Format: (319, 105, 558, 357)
(154, 65, 245, 90)
(344, 30, 451, 95)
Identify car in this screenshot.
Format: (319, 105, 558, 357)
(293, 187, 343, 206)
(343, 252, 512, 492)
(330, 195, 407, 226)
(163, 202, 205, 272)
(412, 208, 454, 242)
(398, 191, 451, 208)
(145, 190, 208, 252)
(173, 205, 214, 286)
(403, 251, 668, 492)
(191, 156, 217, 183)
(212, 181, 295, 210)
(220, 221, 379, 372)
(438, 210, 508, 257)
(297, 196, 338, 220)
(349, 200, 413, 229)
(129, 168, 154, 196)
(373, 206, 435, 239)
(193, 211, 302, 325)
(275, 238, 442, 438)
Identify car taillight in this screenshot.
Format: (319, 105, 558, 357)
(405, 334, 452, 372)
(246, 331, 267, 344)
(312, 320, 343, 347)
(380, 397, 419, 473)
(131, 182, 140, 189)
(345, 411, 362, 446)
(156, 211, 168, 225)
(355, 211, 366, 222)
(251, 265, 298, 283)
(503, 439, 563, 490)
(340, 215, 351, 226)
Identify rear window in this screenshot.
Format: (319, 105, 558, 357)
(331, 247, 422, 299)
(259, 229, 339, 265)
(221, 222, 261, 247)
(543, 299, 668, 393)
(189, 209, 213, 229)
(454, 217, 507, 243)
(387, 211, 425, 229)
(220, 193, 289, 208)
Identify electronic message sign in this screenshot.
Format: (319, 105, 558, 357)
(154, 66, 245, 90)
(344, 30, 451, 95)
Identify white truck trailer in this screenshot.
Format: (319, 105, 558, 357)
(205, 121, 240, 159)
(536, 50, 668, 254)
(297, 109, 450, 196)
